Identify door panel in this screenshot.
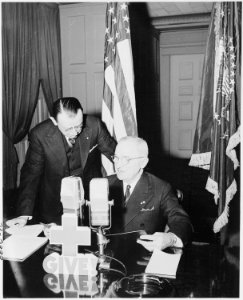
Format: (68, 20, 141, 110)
(170, 54, 204, 158)
(60, 4, 106, 115)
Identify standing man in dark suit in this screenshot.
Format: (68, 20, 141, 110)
(108, 136, 193, 251)
(7, 97, 116, 226)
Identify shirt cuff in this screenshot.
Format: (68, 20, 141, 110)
(174, 235, 183, 247)
(169, 232, 183, 247)
(20, 216, 32, 220)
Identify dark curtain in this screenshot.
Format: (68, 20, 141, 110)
(2, 3, 62, 190)
(37, 4, 62, 113)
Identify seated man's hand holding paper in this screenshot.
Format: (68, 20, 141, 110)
(137, 232, 181, 252)
(6, 216, 29, 228)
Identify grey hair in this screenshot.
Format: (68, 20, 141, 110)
(118, 136, 149, 157)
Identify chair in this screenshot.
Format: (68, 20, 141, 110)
(164, 189, 183, 232)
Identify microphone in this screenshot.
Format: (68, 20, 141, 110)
(89, 178, 111, 228)
(88, 178, 113, 261)
(60, 176, 85, 222)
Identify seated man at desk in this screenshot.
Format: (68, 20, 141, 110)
(108, 136, 193, 251)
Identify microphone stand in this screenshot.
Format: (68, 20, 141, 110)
(96, 227, 111, 270)
(86, 200, 114, 270)
(97, 227, 109, 256)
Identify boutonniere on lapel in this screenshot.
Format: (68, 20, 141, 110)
(89, 144, 98, 153)
(140, 206, 154, 212)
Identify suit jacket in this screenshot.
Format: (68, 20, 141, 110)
(108, 172, 193, 246)
(17, 115, 116, 223)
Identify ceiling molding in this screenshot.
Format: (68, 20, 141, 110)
(151, 13, 211, 31)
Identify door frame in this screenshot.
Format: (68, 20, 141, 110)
(159, 29, 207, 155)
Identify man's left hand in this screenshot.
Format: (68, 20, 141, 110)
(137, 232, 176, 252)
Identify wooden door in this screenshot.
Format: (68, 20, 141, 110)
(59, 3, 106, 115)
(170, 54, 204, 158)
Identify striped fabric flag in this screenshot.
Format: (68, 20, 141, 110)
(102, 2, 138, 174)
(189, 2, 241, 237)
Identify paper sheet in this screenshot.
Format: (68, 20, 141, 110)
(3, 235, 48, 261)
(5, 224, 44, 236)
(145, 248, 182, 278)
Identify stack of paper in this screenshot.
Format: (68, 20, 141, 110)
(3, 236, 48, 261)
(5, 224, 44, 236)
(145, 248, 182, 278)
(3, 224, 48, 262)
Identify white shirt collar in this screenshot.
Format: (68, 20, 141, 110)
(123, 169, 143, 195)
(50, 116, 57, 126)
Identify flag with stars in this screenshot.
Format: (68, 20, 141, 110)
(101, 2, 138, 174)
(189, 2, 241, 236)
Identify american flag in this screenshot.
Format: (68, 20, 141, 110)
(102, 2, 138, 174)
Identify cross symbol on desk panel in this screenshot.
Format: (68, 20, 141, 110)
(49, 214, 91, 256)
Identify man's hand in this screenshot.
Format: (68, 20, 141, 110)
(42, 223, 57, 239)
(6, 216, 28, 228)
(137, 232, 177, 252)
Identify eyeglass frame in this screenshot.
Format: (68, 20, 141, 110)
(111, 155, 146, 164)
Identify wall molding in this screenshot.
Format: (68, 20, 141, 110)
(160, 42, 206, 48)
(59, 3, 106, 10)
(152, 13, 211, 31)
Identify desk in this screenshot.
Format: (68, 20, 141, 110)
(3, 231, 239, 297)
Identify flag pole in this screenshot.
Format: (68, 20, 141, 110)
(219, 94, 226, 245)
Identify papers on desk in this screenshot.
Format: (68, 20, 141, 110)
(5, 224, 44, 236)
(145, 248, 182, 278)
(3, 224, 47, 262)
(3, 236, 48, 262)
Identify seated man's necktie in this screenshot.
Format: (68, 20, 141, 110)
(124, 184, 131, 206)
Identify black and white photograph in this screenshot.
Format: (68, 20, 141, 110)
(1, 1, 241, 298)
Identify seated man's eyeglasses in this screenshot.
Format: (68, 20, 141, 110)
(112, 155, 145, 164)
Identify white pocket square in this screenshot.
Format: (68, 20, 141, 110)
(141, 206, 154, 212)
(89, 144, 98, 153)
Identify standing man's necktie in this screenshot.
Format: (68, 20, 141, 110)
(124, 184, 131, 206)
(68, 138, 76, 147)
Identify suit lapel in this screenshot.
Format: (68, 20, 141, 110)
(123, 173, 153, 229)
(108, 176, 124, 206)
(46, 123, 68, 171)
